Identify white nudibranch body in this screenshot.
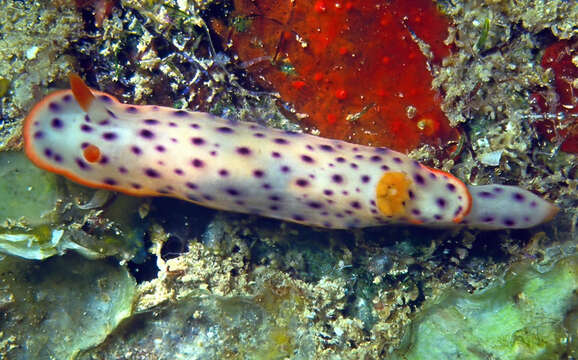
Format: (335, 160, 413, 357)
(23, 76, 558, 229)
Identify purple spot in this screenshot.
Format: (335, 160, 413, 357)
(284, 130, 301, 136)
(262, 183, 272, 190)
(408, 190, 415, 199)
(144, 168, 161, 178)
(98, 95, 112, 103)
(174, 168, 184, 176)
(319, 145, 334, 152)
(103, 178, 117, 186)
(306, 145, 314, 151)
(411, 209, 421, 215)
(493, 187, 504, 193)
(354, 154, 364, 160)
(381, 165, 390, 171)
(155, 145, 166, 152)
(274, 138, 289, 145)
(131, 183, 142, 189)
(237, 147, 251, 155)
(62, 94, 72, 102)
(173, 110, 188, 117)
(169, 122, 178, 127)
(530, 201, 537, 208)
(281, 165, 290, 173)
(48, 102, 60, 112)
(446, 183, 456, 192)
(375, 147, 388, 154)
(186, 182, 198, 190)
(83, 115, 91, 123)
(218, 169, 229, 177)
(190, 123, 200, 129)
(454, 206, 463, 216)
(51, 118, 63, 129)
(478, 191, 494, 199)
(187, 194, 200, 202)
(216, 126, 234, 133)
(350, 163, 358, 169)
(81, 124, 93, 133)
(99, 156, 109, 165)
(324, 189, 334, 196)
(254, 132, 265, 138)
(191, 137, 205, 146)
(413, 173, 426, 185)
(335, 157, 346, 163)
(322, 221, 333, 227)
(295, 178, 309, 187)
(203, 194, 214, 201)
(307, 201, 323, 209)
(482, 216, 494, 223)
(139, 129, 155, 139)
(342, 190, 349, 196)
(434, 214, 443, 220)
(33, 131, 44, 139)
(429, 173, 437, 180)
(269, 205, 280, 211)
(272, 151, 281, 158)
(301, 155, 314, 163)
(75, 158, 90, 170)
(106, 110, 117, 119)
(225, 187, 240, 196)
(436, 197, 446, 208)
(98, 119, 110, 126)
(513, 193, 525, 202)
(171, 138, 178, 143)
(44, 148, 53, 157)
(393, 157, 403, 164)
(370, 155, 382, 162)
(253, 170, 265, 178)
(269, 195, 281, 201)
(53, 154, 62, 163)
(350, 201, 362, 209)
(131, 146, 142, 155)
(210, 151, 218, 157)
(126, 106, 138, 114)
(191, 159, 205, 168)
(143, 119, 159, 125)
(102, 132, 117, 141)
(292, 214, 305, 222)
(332, 174, 344, 184)
(119, 166, 128, 174)
(503, 218, 516, 227)
(361, 175, 370, 183)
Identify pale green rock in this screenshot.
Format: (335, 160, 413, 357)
(0, 254, 136, 360)
(0, 151, 146, 260)
(393, 255, 577, 360)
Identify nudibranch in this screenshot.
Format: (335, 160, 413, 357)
(23, 75, 558, 230)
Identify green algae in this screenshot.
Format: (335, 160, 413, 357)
(0, 253, 136, 360)
(393, 255, 577, 360)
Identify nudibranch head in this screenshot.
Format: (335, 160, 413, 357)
(23, 75, 158, 197)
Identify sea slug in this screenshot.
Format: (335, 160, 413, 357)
(23, 75, 558, 229)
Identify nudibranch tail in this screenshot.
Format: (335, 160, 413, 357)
(23, 76, 557, 229)
(462, 185, 559, 229)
